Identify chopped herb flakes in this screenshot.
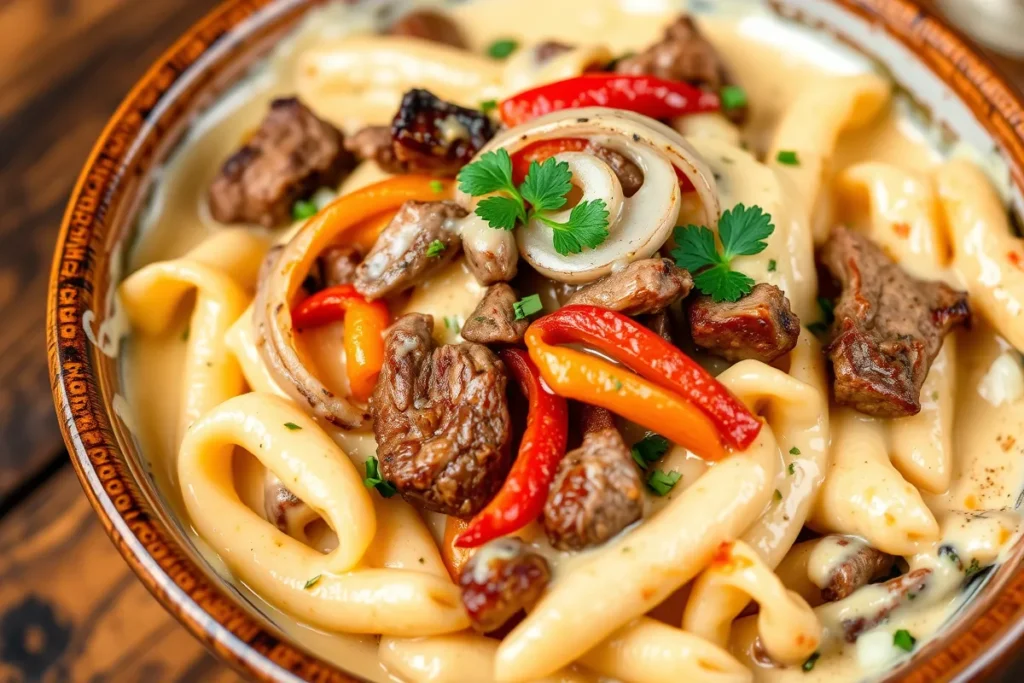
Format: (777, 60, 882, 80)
(720, 85, 748, 111)
(429, 180, 445, 194)
(893, 629, 916, 652)
(480, 99, 498, 114)
(789, 446, 801, 455)
(487, 39, 519, 59)
(647, 469, 681, 496)
(304, 575, 322, 589)
(773, 489, 783, 502)
(292, 199, 318, 220)
(776, 150, 800, 166)
(965, 558, 982, 577)
(612, 378, 623, 392)
(426, 240, 446, 258)
(788, 462, 796, 475)
(802, 652, 820, 672)
(444, 316, 461, 333)
(181, 326, 190, 342)
(768, 259, 777, 272)
(513, 294, 543, 320)
(363, 456, 397, 498)
(283, 422, 302, 431)
(631, 434, 670, 470)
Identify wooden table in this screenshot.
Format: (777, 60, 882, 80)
(1, 1, 1023, 681)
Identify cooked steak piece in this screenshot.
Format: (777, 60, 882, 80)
(640, 310, 675, 344)
(391, 89, 497, 177)
(319, 245, 362, 288)
(353, 200, 465, 300)
(840, 568, 931, 642)
(371, 314, 511, 517)
(459, 538, 551, 633)
(534, 40, 574, 64)
(592, 145, 644, 197)
(689, 283, 800, 363)
(542, 425, 643, 551)
(615, 15, 745, 122)
(461, 284, 530, 345)
(819, 538, 896, 603)
(822, 226, 971, 417)
(263, 473, 317, 539)
(345, 125, 405, 174)
(387, 9, 467, 49)
(566, 258, 692, 316)
(208, 97, 355, 227)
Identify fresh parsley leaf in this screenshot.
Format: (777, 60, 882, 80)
(480, 99, 498, 114)
(512, 294, 543, 320)
(719, 203, 774, 259)
(768, 259, 777, 272)
(476, 195, 524, 230)
(790, 447, 801, 455)
(631, 434, 670, 469)
(426, 240, 446, 258)
(965, 558, 982, 577)
(487, 38, 519, 59)
(292, 199, 318, 220)
(520, 157, 572, 213)
(458, 149, 517, 196)
(787, 462, 796, 475)
(283, 422, 301, 431)
(304, 575, 322, 589)
(363, 456, 397, 498)
(647, 469, 681, 496)
(776, 150, 800, 166)
(802, 652, 820, 672)
(893, 629, 916, 652)
(693, 265, 755, 303)
(671, 224, 722, 273)
(544, 200, 610, 256)
(429, 179, 445, 193)
(720, 85, 748, 111)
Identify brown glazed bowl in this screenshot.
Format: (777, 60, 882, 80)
(46, 0, 1024, 681)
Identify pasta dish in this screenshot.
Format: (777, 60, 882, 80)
(117, 1, 1024, 680)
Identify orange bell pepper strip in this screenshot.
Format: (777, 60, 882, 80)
(349, 208, 401, 251)
(291, 285, 389, 401)
(311, 175, 455, 240)
(525, 305, 763, 458)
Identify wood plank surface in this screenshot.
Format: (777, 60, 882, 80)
(1, 0, 1024, 681)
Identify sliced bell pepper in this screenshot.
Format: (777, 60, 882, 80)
(291, 285, 389, 401)
(499, 74, 720, 128)
(525, 305, 762, 457)
(456, 348, 569, 548)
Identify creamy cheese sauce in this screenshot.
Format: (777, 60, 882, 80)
(117, 0, 1024, 681)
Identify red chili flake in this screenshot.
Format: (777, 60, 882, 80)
(711, 540, 734, 565)
(1009, 252, 1024, 271)
(893, 222, 911, 238)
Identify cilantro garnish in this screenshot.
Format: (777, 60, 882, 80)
(513, 294, 543, 320)
(893, 629, 916, 652)
(776, 150, 800, 166)
(363, 457, 397, 498)
(426, 240, 446, 258)
(487, 39, 519, 59)
(647, 469, 681, 496)
(720, 85, 748, 111)
(671, 203, 774, 302)
(292, 199, 318, 220)
(458, 149, 610, 256)
(631, 433, 670, 470)
(283, 422, 301, 431)
(802, 652, 820, 672)
(304, 575, 322, 589)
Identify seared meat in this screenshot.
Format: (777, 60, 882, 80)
(208, 97, 355, 227)
(840, 568, 931, 642)
(822, 226, 971, 417)
(689, 283, 800, 363)
(615, 15, 744, 122)
(354, 200, 465, 300)
(592, 145, 644, 197)
(459, 538, 551, 633)
(821, 539, 896, 603)
(641, 310, 675, 344)
(566, 258, 692, 315)
(371, 314, 511, 517)
(263, 473, 318, 539)
(542, 426, 643, 550)
(391, 89, 497, 177)
(461, 284, 529, 345)
(534, 40, 574, 64)
(319, 245, 362, 288)
(463, 227, 518, 286)
(345, 125, 405, 174)
(387, 9, 467, 49)
(580, 404, 616, 433)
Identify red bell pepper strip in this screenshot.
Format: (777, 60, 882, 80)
(526, 305, 761, 451)
(455, 348, 569, 548)
(291, 285, 389, 401)
(499, 74, 720, 128)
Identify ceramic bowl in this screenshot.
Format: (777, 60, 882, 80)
(46, 0, 1024, 680)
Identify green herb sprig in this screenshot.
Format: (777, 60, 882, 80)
(513, 294, 543, 320)
(646, 469, 681, 496)
(363, 456, 397, 498)
(458, 149, 610, 256)
(631, 433, 670, 469)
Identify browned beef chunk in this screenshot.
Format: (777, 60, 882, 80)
(319, 245, 362, 288)
(615, 15, 744, 122)
(542, 426, 643, 550)
(391, 89, 497, 177)
(208, 97, 355, 227)
(345, 125, 406, 174)
(689, 283, 800, 363)
(640, 310, 675, 344)
(387, 9, 467, 49)
(371, 314, 511, 517)
(822, 226, 971, 417)
(534, 40, 574, 64)
(353, 200, 465, 300)
(263, 473, 316, 538)
(819, 538, 896, 603)
(459, 538, 551, 633)
(566, 258, 692, 316)
(461, 284, 529, 345)
(841, 568, 931, 642)
(592, 145, 643, 197)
